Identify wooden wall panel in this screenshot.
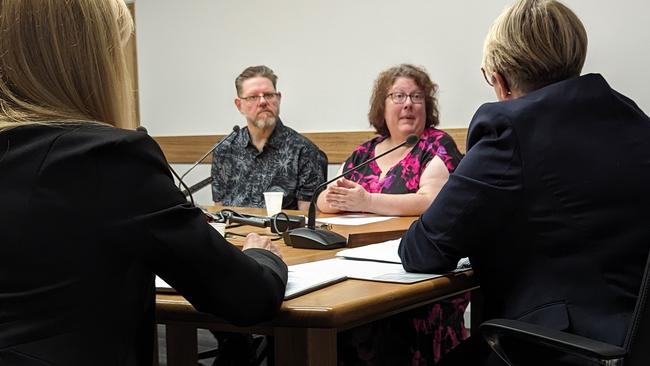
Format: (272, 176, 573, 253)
(303, 131, 377, 164)
(444, 128, 468, 155)
(154, 128, 468, 164)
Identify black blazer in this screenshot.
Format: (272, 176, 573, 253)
(399, 74, 650, 346)
(0, 124, 287, 365)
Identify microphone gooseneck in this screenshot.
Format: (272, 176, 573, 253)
(181, 176, 214, 197)
(179, 125, 240, 187)
(286, 134, 419, 249)
(306, 133, 418, 230)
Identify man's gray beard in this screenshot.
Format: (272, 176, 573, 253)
(253, 116, 277, 129)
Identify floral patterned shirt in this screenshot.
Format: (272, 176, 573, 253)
(344, 127, 463, 193)
(211, 120, 326, 209)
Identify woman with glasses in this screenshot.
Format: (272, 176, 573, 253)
(317, 64, 463, 216)
(323, 64, 468, 365)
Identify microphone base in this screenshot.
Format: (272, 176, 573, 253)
(285, 228, 347, 250)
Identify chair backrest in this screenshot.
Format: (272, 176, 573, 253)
(318, 149, 329, 181)
(624, 248, 650, 365)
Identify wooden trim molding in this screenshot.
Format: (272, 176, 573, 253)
(154, 128, 468, 164)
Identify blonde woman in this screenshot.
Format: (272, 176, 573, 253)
(0, 1, 286, 364)
(400, 0, 650, 365)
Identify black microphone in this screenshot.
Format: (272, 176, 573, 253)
(225, 213, 269, 228)
(136, 125, 196, 206)
(179, 125, 240, 186)
(217, 211, 305, 233)
(286, 134, 419, 250)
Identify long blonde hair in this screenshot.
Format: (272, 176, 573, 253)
(483, 0, 587, 93)
(0, 0, 135, 130)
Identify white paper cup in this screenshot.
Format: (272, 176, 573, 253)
(263, 191, 284, 216)
(209, 222, 227, 236)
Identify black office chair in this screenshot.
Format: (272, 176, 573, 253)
(480, 250, 650, 366)
(198, 331, 269, 366)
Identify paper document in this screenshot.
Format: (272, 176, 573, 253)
(336, 239, 402, 263)
(155, 276, 170, 288)
(337, 239, 472, 270)
(156, 272, 347, 300)
(285, 269, 347, 300)
(316, 214, 395, 226)
(344, 259, 443, 283)
(289, 258, 443, 285)
(156, 255, 471, 300)
(155, 276, 175, 293)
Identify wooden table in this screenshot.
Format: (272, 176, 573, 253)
(211, 206, 418, 247)
(156, 210, 479, 365)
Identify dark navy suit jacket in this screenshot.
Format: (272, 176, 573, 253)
(399, 74, 650, 346)
(0, 124, 287, 365)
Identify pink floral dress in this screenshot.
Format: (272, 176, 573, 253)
(344, 127, 461, 194)
(338, 127, 470, 365)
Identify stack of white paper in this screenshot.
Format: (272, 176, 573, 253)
(155, 239, 471, 300)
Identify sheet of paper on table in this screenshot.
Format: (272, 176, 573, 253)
(336, 239, 402, 263)
(316, 214, 396, 226)
(156, 238, 471, 300)
(288, 258, 443, 286)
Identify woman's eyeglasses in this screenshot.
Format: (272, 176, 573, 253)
(481, 67, 494, 87)
(386, 92, 425, 104)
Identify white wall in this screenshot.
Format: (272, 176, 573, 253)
(136, 0, 650, 136)
(134, 0, 650, 204)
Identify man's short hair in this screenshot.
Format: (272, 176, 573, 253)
(235, 65, 278, 96)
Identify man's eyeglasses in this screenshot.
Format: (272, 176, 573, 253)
(239, 92, 280, 103)
(481, 67, 494, 87)
(386, 92, 425, 104)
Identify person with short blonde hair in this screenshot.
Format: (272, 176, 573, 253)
(400, 1, 650, 365)
(0, 2, 287, 364)
(481, 0, 587, 95)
